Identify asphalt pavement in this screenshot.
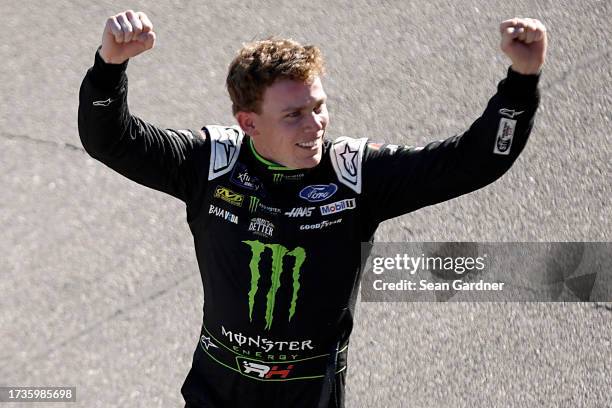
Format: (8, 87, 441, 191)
(1, 1, 610, 407)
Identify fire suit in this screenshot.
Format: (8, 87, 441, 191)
(78, 48, 540, 407)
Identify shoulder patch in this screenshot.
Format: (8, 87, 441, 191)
(330, 136, 368, 194)
(205, 125, 244, 181)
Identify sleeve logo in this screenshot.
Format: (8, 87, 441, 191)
(493, 118, 516, 155)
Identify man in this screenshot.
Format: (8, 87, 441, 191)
(78, 10, 546, 408)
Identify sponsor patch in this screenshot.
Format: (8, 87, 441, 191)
(214, 186, 244, 207)
(239, 359, 295, 379)
(231, 163, 262, 192)
(248, 197, 281, 214)
(494, 118, 516, 155)
(319, 199, 356, 216)
(285, 207, 315, 217)
(241, 241, 306, 329)
(209, 204, 239, 224)
(299, 218, 342, 231)
(298, 184, 338, 202)
(248, 217, 275, 238)
(273, 173, 305, 184)
(221, 326, 314, 353)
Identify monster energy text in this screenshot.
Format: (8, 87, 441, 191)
(248, 196, 281, 214)
(242, 241, 306, 330)
(222, 326, 314, 355)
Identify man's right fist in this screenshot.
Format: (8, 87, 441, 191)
(99, 10, 156, 64)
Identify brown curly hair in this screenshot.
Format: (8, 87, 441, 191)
(226, 38, 326, 115)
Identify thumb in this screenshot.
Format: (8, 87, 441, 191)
(500, 26, 522, 52)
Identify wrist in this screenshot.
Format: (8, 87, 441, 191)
(98, 46, 128, 65)
(90, 47, 129, 90)
(510, 64, 542, 76)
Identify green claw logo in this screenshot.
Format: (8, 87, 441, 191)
(242, 240, 306, 330)
(249, 196, 260, 213)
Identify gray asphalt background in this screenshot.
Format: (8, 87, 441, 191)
(1, 0, 610, 407)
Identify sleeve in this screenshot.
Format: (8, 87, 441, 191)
(361, 67, 541, 224)
(78, 48, 208, 203)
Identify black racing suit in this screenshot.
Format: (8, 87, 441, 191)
(78, 49, 540, 408)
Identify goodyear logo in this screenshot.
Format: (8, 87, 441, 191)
(214, 186, 244, 207)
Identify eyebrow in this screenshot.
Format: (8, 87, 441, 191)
(281, 97, 327, 113)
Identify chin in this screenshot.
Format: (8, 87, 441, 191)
(294, 152, 322, 169)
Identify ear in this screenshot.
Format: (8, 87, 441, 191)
(235, 111, 258, 136)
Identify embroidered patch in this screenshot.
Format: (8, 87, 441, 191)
(493, 118, 516, 155)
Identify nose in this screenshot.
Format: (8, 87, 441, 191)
(305, 111, 324, 132)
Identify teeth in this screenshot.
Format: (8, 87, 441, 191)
(298, 140, 317, 148)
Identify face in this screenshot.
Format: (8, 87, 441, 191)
(237, 76, 329, 169)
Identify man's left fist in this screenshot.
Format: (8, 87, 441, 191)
(500, 18, 548, 75)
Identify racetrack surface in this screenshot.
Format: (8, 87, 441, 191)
(1, 1, 610, 407)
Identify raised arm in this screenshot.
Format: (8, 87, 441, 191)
(78, 10, 207, 202)
(362, 18, 547, 223)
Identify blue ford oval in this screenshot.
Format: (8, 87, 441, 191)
(298, 184, 338, 202)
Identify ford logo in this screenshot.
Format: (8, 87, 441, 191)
(299, 184, 338, 202)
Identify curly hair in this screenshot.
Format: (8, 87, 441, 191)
(226, 38, 326, 115)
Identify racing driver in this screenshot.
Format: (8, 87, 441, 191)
(78, 10, 547, 408)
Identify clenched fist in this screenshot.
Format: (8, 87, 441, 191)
(500, 18, 548, 75)
(99, 10, 156, 64)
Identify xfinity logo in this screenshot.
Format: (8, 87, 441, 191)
(230, 163, 261, 191)
(285, 207, 315, 217)
(320, 199, 356, 216)
(298, 184, 338, 203)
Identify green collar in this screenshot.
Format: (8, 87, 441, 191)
(248, 138, 296, 171)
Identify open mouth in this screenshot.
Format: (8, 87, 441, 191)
(296, 140, 318, 148)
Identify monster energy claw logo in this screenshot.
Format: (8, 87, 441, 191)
(242, 241, 306, 330)
(249, 196, 260, 213)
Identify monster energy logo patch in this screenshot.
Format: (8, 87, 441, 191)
(249, 196, 281, 215)
(272, 173, 305, 183)
(249, 196, 260, 213)
(242, 241, 306, 330)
